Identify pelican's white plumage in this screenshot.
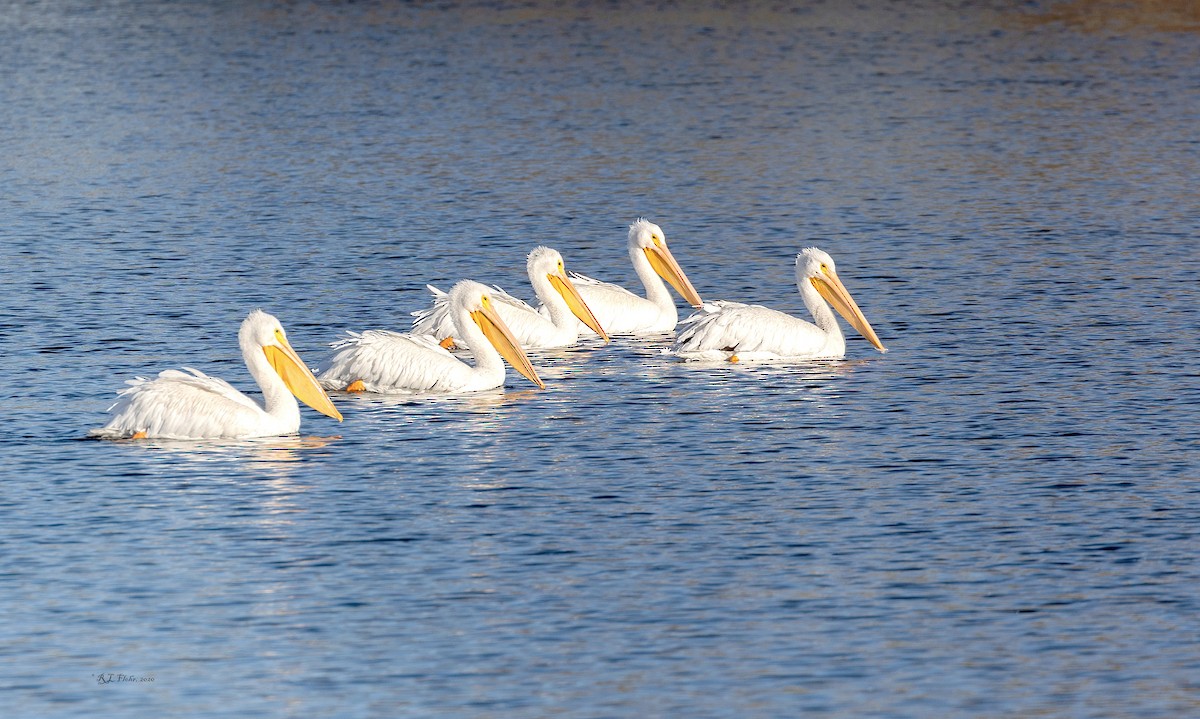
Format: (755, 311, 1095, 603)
(318, 280, 544, 393)
(553, 218, 703, 335)
(672, 248, 887, 361)
(410, 246, 609, 349)
(89, 310, 343, 440)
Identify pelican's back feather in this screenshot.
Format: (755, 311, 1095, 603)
(319, 330, 480, 393)
(410, 285, 456, 338)
(90, 367, 268, 439)
(673, 302, 834, 359)
(566, 272, 641, 299)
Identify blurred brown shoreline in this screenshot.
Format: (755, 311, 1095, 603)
(1018, 0, 1200, 33)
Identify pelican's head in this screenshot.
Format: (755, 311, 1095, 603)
(243, 310, 344, 420)
(527, 246, 610, 342)
(797, 248, 886, 353)
(451, 281, 546, 389)
(627, 218, 704, 308)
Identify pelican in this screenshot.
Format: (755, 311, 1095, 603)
(410, 246, 610, 349)
(671, 248, 887, 361)
(318, 280, 545, 393)
(89, 310, 343, 440)
(554, 218, 704, 334)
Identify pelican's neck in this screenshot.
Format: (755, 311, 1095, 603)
(628, 245, 674, 310)
(799, 276, 845, 347)
(452, 304, 507, 377)
(530, 270, 573, 330)
(242, 336, 301, 423)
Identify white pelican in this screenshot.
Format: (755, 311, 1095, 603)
(671, 247, 887, 361)
(318, 280, 545, 393)
(554, 218, 704, 334)
(410, 246, 610, 349)
(89, 310, 343, 440)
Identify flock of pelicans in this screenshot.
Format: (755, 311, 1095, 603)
(89, 219, 888, 441)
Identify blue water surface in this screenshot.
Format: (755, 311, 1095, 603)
(1, 1, 1198, 717)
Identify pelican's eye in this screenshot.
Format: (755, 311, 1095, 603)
(820, 263, 830, 275)
(274, 329, 286, 344)
(558, 261, 565, 272)
(652, 235, 663, 247)
(481, 295, 491, 308)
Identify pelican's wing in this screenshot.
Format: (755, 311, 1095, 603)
(400, 331, 456, 355)
(90, 367, 266, 439)
(488, 284, 538, 313)
(673, 301, 753, 349)
(410, 285, 457, 339)
(318, 330, 475, 392)
(566, 271, 642, 299)
(672, 301, 828, 359)
(166, 368, 262, 410)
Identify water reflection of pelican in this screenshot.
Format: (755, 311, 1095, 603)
(675, 356, 873, 377)
(103, 434, 341, 482)
(338, 386, 526, 412)
(339, 386, 540, 441)
(244, 434, 340, 470)
(675, 357, 876, 414)
(115, 433, 339, 458)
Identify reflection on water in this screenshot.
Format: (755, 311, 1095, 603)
(339, 386, 517, 412)
(113, 433, 340, 469)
